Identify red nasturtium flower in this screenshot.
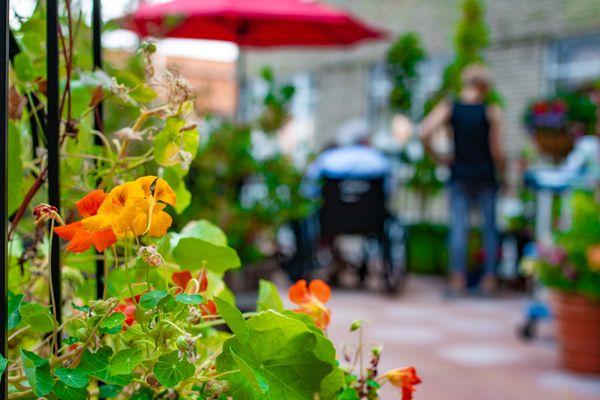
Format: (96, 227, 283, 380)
(114, 295, 140, 327)
(288, 279, 331, 329)
(384, 367, 422, 400)
(54, 190, 117, 253)
(172, 269, 216, 315)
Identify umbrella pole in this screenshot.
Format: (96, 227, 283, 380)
(235, 48, 246, 122)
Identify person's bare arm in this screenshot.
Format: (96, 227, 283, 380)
(487, 104, 506, 173)
(420, 101, 451, 164)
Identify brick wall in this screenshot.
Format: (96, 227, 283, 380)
(249, 0, 600, 155)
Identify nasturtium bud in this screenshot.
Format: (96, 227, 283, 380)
(176, 335, 189, 351)
(350, 319, 367, 332)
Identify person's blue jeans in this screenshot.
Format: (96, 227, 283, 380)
(449, 182, 498, 276)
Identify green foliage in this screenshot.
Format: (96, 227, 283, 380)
(153, 351, 195, 388)
(386, 33, 426, 113)
(216, 311, 335, 399)
(180, 71, 314, 263)
(256, 279, 284, 312)
(535, 191, 600, 299)
(425, 0, 500, 112)
(173, 237, 241, 273)
(21, 349, 53, 396)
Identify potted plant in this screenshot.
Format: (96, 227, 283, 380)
(523, 94, 597, 162)
(532, 191, 600, 374)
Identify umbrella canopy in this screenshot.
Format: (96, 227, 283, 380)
(128, 0, 385, 47)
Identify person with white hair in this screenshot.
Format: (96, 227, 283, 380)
(302, 119, 391, 198)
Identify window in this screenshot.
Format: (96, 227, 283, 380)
(546, 34, 600, 91)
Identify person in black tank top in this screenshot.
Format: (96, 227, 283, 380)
(421, 65, 506, 297)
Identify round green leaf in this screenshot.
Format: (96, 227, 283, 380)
(139, 290, 168, 309)
(175, 293, 204, 305)
(153, 351, 195, 388)
(110, 348, 142, 375)
(55, 367, 89, 389)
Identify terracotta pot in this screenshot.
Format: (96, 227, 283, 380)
(533, 130, 574, 163)
(551, 291, 600, 374)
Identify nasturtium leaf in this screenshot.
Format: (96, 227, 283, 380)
(14, 53, 34, 82)
(154, 117, 199, 169)
(21, 349, 53, 396)
(139, 290, 168, 309)
(214, 297, 249, 343)
(283, 311, 345, 399)
(0, 354, 7, 378)
(7, 293, 24, 330)
(53, 381, 88, 400)
(55, 367, 89, 389)
(231, 349, 269, 395)
(256, 280, 283, 312)
(99, 384, 123, 398)
(173, 238, 241, 273)
(20, 303, 54, 333)
(79, 347, 133, 386)
(179, 220, 228, 246)
(172, 180, 191, 214)
(99, 312, 125, 334)
(153, 351, 195, 388)
(338, 388, 360, 400)
(175, 293, 204, 305)
(109, 348, 142, 375)
(216, 311, 333, 400)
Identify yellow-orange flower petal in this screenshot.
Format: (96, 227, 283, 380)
(135, 176, 176, 205)
(83, 182, 145, 237)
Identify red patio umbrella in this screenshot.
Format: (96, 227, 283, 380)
(127, 0, 386, 117)
(128, 0, 384, 47)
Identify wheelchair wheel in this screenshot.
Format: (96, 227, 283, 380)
(382, 219, 407, 294)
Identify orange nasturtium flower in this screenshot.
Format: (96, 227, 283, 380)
(288, 279, 331, 329)
(54, 190, 117, 253)
(384, 367, 422, 400)
(81, 181, 146, 238)
(132, 176, 176, 237)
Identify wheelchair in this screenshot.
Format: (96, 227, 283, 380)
(279, 175, 407, 294)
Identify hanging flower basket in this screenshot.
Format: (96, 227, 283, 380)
(532, 129, 574, 162)
(523, 94, 597, 162)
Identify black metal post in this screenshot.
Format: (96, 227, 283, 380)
(92, 0, 106, 301)
(0, 0, 10, 397)
(47, 0, 61, 328)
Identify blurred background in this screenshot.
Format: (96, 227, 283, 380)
(11, 0, 600, 399)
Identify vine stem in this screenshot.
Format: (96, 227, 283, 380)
(103, 251, 109, 299)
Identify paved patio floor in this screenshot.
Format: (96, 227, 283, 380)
(320, 276, 600, 400)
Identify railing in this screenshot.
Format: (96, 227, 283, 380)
(0, 1, 105, 396)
